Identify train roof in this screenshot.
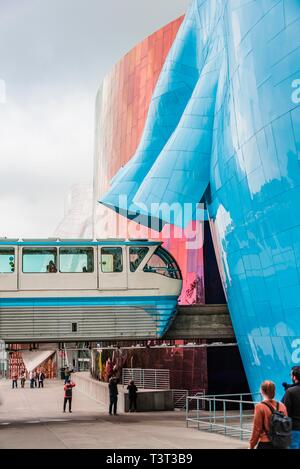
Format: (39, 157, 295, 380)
(0, 238, 162, 247)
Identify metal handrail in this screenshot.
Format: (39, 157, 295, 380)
(203, 392, 259, 398)
(173, 389, 205, 409)
(186, 394, 261, 441)
(122, 368, 170, 390)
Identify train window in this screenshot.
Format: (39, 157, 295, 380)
(22, 248, 57, 273)
(59, 248, 94, 273)
(0, 248, 15, 273)
(101, 247, 123, 273)
(129, 247, 149, 272)
(143, 246, 182, 279)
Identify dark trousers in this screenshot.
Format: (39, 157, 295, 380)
(30, 379, 34, 388)
(38, 380, 44, 388)
(109, 396, 118, 415)
(12, 379, 17, 389)
(257, 442, 277, 449)
(129, 396, 137, 411)
(34, 380, 37, 388)
(64, 397, 72, 412)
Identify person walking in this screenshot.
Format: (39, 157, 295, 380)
(249, 380, 289, 449)
(108, 374, 119, 415)
(34, 370, 38, 388)
(12, 372, 18, 389)
(29, 370, 35, 388)
(127, 380, 138, 412)
(64, 367, 71, 384)
(63, 379, 75, 413)
(283, 366, 300, 449)
(105, 358, 113, 382)
(38, 370, 45, 388)
(20, 371, 26, 388)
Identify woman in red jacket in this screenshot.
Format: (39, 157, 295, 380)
(249, 380, 288, 449)
(63, 379, 76, 413)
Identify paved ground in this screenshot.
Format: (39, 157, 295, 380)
(0, 379, 248, 449)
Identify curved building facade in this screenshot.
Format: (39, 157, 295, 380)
(101, 0, 300, 396)
(94, 16, 206, 305)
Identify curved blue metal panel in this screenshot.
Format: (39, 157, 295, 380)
(101, 0, 300, 397)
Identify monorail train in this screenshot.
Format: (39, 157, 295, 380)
(0, 239, 182, 342)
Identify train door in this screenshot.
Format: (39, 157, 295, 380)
(0, 245, 18, 291)
(98, 246, 127, 290)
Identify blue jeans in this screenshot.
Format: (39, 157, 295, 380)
(290, 431, 300, 449)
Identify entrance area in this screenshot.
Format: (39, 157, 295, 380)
(2, 342, 91, 379)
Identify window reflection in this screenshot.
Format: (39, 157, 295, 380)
(129, 247, 149, 272)
(23, 248, 57, 273)
(0, 248, 15, 273)
(143, 247, 181, 279)
(101, 247, 123, 273)
(60, 248, 94, 273)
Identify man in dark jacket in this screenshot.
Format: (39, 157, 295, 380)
(108, 375, 119, 415)
(127, 380, 138, 412)
(283, 366, 300, 449)
(38, 370, 45, 388)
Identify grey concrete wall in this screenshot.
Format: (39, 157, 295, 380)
(72, 372, 174, 412)
(165, 304, 235, 340)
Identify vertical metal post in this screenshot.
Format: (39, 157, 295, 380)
(186, 396, 189, 427)
(197, 397, 200, 430)
(240, 399, 243, 440)
(213, 397, 216, 426)
(209, 399, 212, 431)
(223, 400, 227, 436)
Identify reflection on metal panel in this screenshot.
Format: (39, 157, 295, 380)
(100, 0, 300, 397)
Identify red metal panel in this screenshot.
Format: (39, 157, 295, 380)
(97, 15, 205, 304)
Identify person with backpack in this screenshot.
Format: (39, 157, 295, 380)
(249, 380, 291, 449)
(63, 379, 76, 413)
(283, 366, 300, 449)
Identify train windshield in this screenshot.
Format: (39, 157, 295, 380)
(143, 246, 182, 280)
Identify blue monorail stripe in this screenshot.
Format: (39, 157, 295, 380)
(0, 295, 178, 308)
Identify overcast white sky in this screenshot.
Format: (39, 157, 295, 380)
(0, 0, 190, 237)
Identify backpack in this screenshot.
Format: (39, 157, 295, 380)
(262, 401, 292, 449)
(65, 385, 73, 398)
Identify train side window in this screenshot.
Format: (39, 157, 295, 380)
(59, 247, 94, 273)
(22, 248, 57, 273)
(143, 246, 182, 279)
(101, 247, 123, 273)
(0, 248, 15, 273)
(129, 247, 149, 272)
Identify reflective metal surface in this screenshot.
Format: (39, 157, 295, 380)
(102, 0, 300, 396)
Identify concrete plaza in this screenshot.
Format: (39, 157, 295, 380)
(0, 379, 248, 449)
